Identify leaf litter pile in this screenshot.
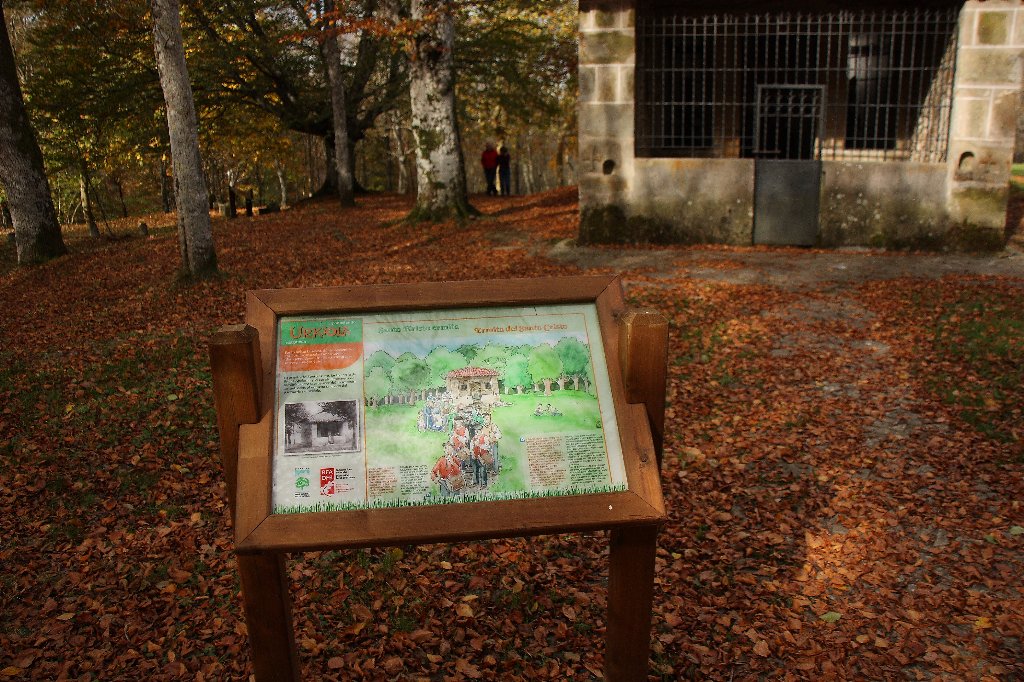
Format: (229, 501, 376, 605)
(1, 188, 1022, 680)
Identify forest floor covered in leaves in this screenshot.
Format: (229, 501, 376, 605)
(1, 187, 1022, 681)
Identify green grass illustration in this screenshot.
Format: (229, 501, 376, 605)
(273, 482, 627, 515)
(303, 390, 618, 511)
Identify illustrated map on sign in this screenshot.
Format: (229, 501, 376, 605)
(271, 304, 626, 514)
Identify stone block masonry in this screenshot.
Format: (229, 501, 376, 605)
(949, 1, 1024, 235)
(577, 0, 1024, 249)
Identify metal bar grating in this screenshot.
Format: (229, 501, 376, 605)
(635, 7, 960, 162)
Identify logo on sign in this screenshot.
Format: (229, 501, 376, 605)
(294, 468, 311, 498)
(320, 467, 336, 496)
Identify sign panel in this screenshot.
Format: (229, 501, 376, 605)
(271, 304, 626, 514)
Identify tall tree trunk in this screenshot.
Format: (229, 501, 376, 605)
(316, 134, 339, 197)
(79, 158, 99, 238)
(150, 0, 216, 278)
(114, 178, 128, 217)
(555, 132, 568, 188)
(0, 6, 66, 265)
(520, 134, 536, 195)
(320, 1, 355, 207)
(390, 118, 409, 194)
(276, 161, 288, 208)
(159, 154, 173, 212)
(304, 134, 315, 197)
(407, 0, 473, 222)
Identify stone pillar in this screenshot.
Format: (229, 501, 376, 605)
(948, 1, 1024, 243)
(578, 0, 636, 243)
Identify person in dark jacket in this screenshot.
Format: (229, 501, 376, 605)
(497, 146, 512, 196)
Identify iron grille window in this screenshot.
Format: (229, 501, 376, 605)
(635, 8, 959, 162)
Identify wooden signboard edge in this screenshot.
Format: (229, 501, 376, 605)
(235, 276, 665, 553)
(217, 275, 668, 682)
(249, 274, 616, 316)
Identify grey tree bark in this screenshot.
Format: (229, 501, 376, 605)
(321, 0, 356, 207)
(0, 5, 66, 265)
(389, 114, 410, 194)
(150, 0, 216, 277)
(275, 161, 288, 208)
(407, 0, 473, 221)
(79, 158, 99, 238)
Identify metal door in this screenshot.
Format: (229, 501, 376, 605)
(753, 86, 823, 246)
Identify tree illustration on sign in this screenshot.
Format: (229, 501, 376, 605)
(455, 343, 480, 363)
(502, 352, 530, 394)
(475, 343, 508, 375)
(555, 338, 590, 392)
(391, 353, 431, 403)
(528, 344, 562, 396)
(425, 347, 468, 394)
(365, 366, 392, 407)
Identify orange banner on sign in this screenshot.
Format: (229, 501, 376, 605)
(279, 343, 362, 372)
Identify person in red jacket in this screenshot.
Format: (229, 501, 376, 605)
(431, 444, 464, 498)
(450, 418, 469, 450)
(480, 143, 499, 196)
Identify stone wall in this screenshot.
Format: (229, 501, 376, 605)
(948, 0, 1024, 240)
(819, 162, 950, 248)
(577, 1, 1024, 249)
(578, 1, 637, 242)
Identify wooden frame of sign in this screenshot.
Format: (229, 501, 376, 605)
(209, 275, 668, 682)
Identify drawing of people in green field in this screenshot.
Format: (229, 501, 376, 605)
(363, 330, 606, 502)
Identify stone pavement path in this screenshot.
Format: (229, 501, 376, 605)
(548, 240, 1024, 289)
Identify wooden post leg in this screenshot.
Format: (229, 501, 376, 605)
(238, 552, 301, 682)
(211, 326, 298, 680)
(209, 324, 263, 516)
(606, 525, 659, 682)
(619, 311, 669, 469)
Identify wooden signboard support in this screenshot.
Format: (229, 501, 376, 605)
(209, 276, 668, 681)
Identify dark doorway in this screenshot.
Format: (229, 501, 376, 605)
(754, 86, 823, 246)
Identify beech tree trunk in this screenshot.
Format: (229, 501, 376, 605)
(390, 117, 410, 194)
(150, 0, 216, 277)
(321, 1, 356, 207)
(159, 155, 173, 212)
(0, 6, 66, 265)
(407, 0, 473, 222)
(114, 178, 128, 218)
(79, 159, 99, 238)
(276, 162, 288, 207)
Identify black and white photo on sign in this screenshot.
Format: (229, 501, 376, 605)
(283, 400, 359, 454)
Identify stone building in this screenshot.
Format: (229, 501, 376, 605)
(578, 0, 1023, 248)
(446, 367, 500, 402)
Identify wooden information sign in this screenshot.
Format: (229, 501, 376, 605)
(209, 275, 667, 681)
